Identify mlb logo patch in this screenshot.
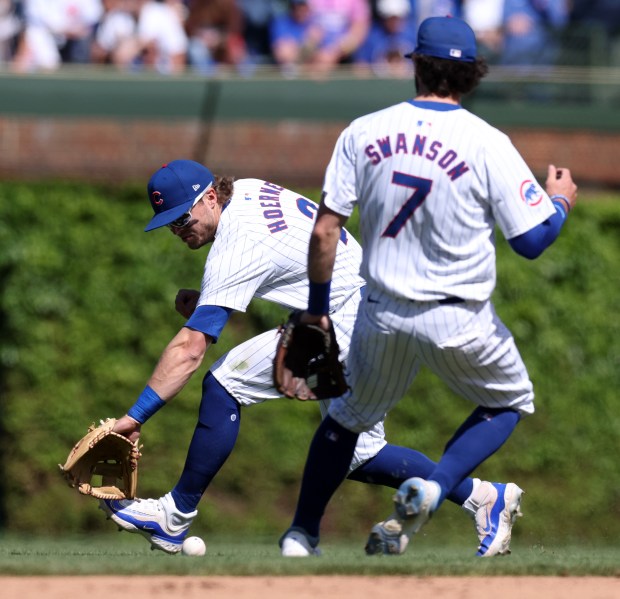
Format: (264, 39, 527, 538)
(520, 180, 543, 206)
(449, 48, 462, 58)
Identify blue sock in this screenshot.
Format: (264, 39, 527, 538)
(291, 416, 359, 539)
(171, 371, 241, 514)
(430, 407, 521, 505)
(347, 444, 473, 505)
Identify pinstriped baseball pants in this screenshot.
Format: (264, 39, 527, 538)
(329, 286, 535, 433)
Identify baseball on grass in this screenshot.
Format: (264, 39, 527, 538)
(181, 536, 206, 556)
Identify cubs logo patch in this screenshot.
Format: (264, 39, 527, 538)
(151, 191, 164, 206)
(520, 180, 543, 206)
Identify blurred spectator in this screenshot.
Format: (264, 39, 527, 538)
(270, 0, 316, 76)
(354, 0, 416, 77)
(571, 0, 620, 32)
(500, 0, 569, 66)
(7, 0, 616, 73)
(415, 0, 462, 22)
(462, 0, 503, 62)
(185, 0, 247, 74)
(236, 0, 286, 65)
(569, 0, 620, 66)
(306, 0, 371, 74)
(0, 0, 22, 63)
(135, 0, 188, 74)
(570, 0, 620, 35)
(91, 0, 139, 68)
(12, 0, 103, 71)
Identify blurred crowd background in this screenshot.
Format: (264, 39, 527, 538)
(0, 0, 619, 77)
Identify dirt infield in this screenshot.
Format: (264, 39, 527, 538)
(3, 576, 618, 599)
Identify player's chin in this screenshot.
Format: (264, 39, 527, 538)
(180, 234, 200, 250)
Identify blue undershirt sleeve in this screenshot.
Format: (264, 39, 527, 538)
(508, 201, 568, 260)
(184, 304, 233, 343)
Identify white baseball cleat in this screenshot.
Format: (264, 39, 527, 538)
(279, 527, 321, 557)
(365, 477, 441, 555)
(100, 492, 197, 554)
(463, 481, 524, 557)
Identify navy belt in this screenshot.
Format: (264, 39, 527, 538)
(409, 296, 464, 305)
(437, 297, 465, 305)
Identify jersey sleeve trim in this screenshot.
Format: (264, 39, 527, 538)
(184, 304, 233, 343)
(508, 202, 567, 259)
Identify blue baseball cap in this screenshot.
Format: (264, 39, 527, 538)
(145, 159, 214, 231)
(405, 16, 477, 62)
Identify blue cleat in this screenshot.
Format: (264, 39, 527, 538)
(100, 492, 197, 554)
(465, 481, 524, 557)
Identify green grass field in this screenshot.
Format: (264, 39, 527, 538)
(1, 534, 618, 576)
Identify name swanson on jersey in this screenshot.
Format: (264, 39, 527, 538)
(364, 131, 470, 181)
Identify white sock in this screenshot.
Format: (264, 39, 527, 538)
(462, 477, 482, 514)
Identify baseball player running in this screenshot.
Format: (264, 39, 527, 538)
(99, 159, 516, 555)
(279, 16, 578, 557)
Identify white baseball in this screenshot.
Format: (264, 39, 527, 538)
(181, 536, 206, 556)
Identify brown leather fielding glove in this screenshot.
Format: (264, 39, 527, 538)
(59, 418, 141, 500)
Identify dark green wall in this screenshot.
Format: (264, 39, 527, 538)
(1, 69, 619, 130)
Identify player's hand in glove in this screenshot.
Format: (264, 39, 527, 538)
(59, 418, 141, 500)
(112, 414, 142, 444)
(273, 310, 348, 400)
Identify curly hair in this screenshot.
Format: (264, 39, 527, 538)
(213, 175, 235, 206)
(413, 54, 489, 98)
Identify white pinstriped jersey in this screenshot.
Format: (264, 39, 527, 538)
(322, 100, 556, 302)
(197, 178, 364, 313)
(195, 179, 386, 468)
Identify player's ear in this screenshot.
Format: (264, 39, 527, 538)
(203, 186, 219, 208)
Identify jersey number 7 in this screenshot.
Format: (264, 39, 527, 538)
(381, 172, 433, 238)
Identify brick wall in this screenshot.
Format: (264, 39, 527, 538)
(0, 116, 617, 188)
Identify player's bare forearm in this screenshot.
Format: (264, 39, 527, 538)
(147, 327, 211, 400)
(308, 203, 348, 284)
